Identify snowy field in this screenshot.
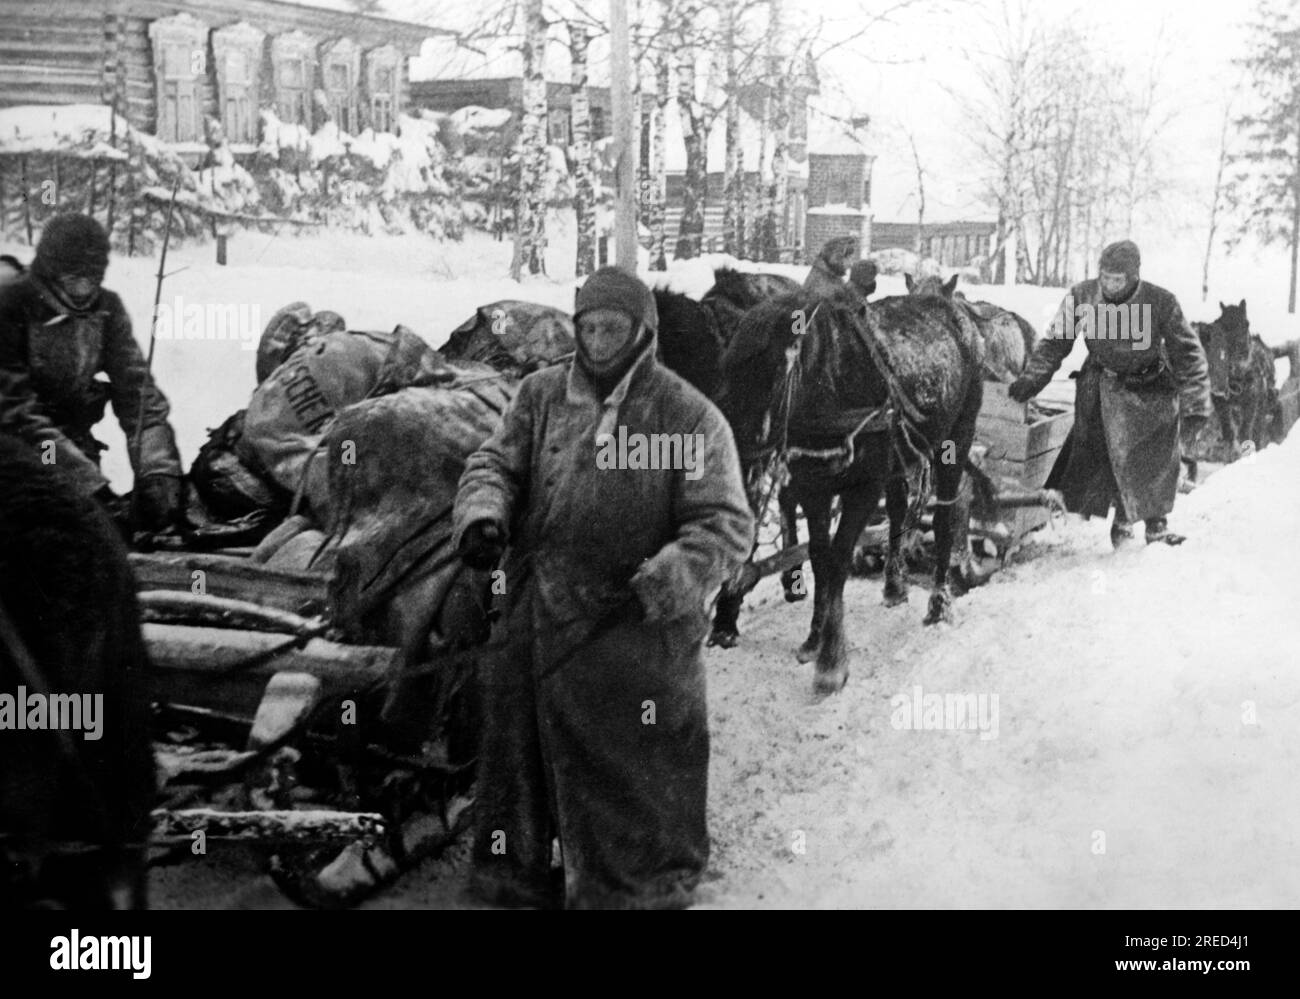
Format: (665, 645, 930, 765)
(6, 220, 1298, 908)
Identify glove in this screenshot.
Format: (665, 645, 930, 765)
(1007, 376, 1037, 404)
(132, 474, 183, 533)
(629, 555, 691, 624)
(459, 520, 505, 571)
(1179, 415, 1207, 455)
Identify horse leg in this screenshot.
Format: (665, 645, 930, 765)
(795, 493, 833, 664)
(778, 487, 807, 602)
(813, 487, 879, 696)
(709, 574, 746, 649)
(948, 482, 975, 595)
(882, 473, 911, 606)
(925, 456, 964, 625)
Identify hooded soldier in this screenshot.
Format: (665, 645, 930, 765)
(849, 259, 878, 301)
(0, 214, 184, 533)
(803, 236, 860, 299)
(453, 266, 753, 909)
(1009, 240, 1211, 547)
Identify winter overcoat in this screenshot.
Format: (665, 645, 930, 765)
(1019, 278, 1211, 522)
(452, 332, 753, 909)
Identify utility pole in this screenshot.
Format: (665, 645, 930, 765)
(610, 0, 638, 272)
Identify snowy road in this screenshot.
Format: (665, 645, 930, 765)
(149, 432, 1300, 909)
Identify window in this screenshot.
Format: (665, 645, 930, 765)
(160, 44, 200, 142)
(326, 61, 356, 131)
(372, 66, 394, 131)
(548, 110, 570, 146)
(213, 22, 264, 143)
(277, 58, 309, 123)
(366, 47, 401, 134)
(272, 31, 318, 127)
(320, 39, 361, 134)
(828, 168, 854, 207)
(222, 50, 253, 141)
(148, 14, 208, 143)
(590, 106, 606, 141)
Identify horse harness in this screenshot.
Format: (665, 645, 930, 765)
(768, 303, 951, 527)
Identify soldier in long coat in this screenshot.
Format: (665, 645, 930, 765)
(453, 267, 754, 909)
(0, 214, 183, 533)
(1010, 241, 1211, 546)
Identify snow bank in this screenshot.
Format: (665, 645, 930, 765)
(0, 104, 129, 161)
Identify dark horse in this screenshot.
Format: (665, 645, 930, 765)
(905, 272, 1038, 383)
(698, 269, 812, 608)
(0, 433, 155, 908)
(652, 268, 803, 401)
(1191, 300, 1281, 466)
(711, 292, 991, 695)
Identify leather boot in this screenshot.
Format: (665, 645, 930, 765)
(1145, 517, 1186, 545)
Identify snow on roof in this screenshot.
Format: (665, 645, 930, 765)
(806, 102, 873, 157)
(807, 204, 870, 216)
(450, 105, 512, 131)
(412, 32, 613, 87)
(0, 104, 131, 161)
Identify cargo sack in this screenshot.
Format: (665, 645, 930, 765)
(189, 409, 290, 521)
(441, 300, 575, 376)
(241, 325, 443, 518)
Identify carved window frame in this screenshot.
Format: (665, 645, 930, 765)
(365, 44, 401, 134)
(212, 22, 265, 145)
(148, 12, 209, 143)
(320, 37, 362, 134)
(271, 30, 318, 127)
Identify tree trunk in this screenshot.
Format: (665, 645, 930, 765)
(648, 15, 670, 270)
(673, 0, 709, 260)
(721, 0, 744, 258)
(755, 84, 775, 261)
(569, 23, 596, 278)
(512, 0, 549, 280)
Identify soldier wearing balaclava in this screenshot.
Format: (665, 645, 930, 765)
(453, 266, 753, 909)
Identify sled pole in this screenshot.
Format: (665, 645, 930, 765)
(129, 173, 181, 526)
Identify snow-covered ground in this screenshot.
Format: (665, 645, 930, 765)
(6, 223, 1296, 908)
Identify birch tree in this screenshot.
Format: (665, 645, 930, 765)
(672, 0, 722, 259)
(512, 0, 550, 279)
(568, 21, 597, 276)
